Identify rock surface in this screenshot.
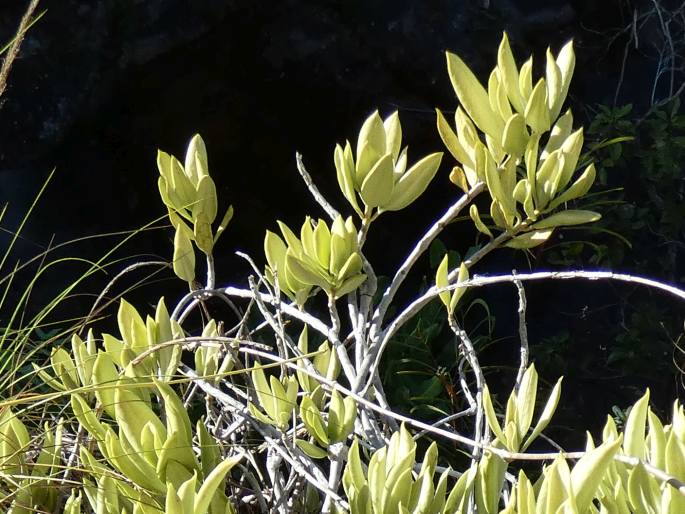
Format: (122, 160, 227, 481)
(0, 0, 654, 296)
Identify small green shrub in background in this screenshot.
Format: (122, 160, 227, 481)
(532, 97, 685, 403)
(2, 32, 685, 514)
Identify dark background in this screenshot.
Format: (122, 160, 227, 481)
(0, 0, 652, 261)
(0, 0, 682, 435)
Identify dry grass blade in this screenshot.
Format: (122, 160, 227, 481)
(0, 0, 43, 102)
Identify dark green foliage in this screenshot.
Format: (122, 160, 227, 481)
(381, 239, 494, 421)
(534, 99, 685, 410)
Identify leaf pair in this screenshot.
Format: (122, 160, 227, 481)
(264, 215, 366, 304)
(593, 391, 685, 512)
(248, 365, 298, 431)
(35, 298, 181, 414)
(482, 364, 562, 452)
(336, 111, 443, 217)
(163, 455, 242, 514)
(73, 378, 236, 514)
(435, 255, 469, 316)
(0, 408, 60, 512)
(157, 134, 233, 283)
(295, 325, 340, 394)
(194, 319, 235, 384)
(297, 390, 356, 458)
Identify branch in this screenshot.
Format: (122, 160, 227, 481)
(327, 294, 357, 382)
(295, 152, 340, 221)
(380, 269, 685, 365)
(512, 273, 529, 392)
(448, 315, 486, 459)
(367, 182, 485, 358)
(219, 286, 331, 338)
(235, 349, 685, 499)
(182, 365, 349, 510)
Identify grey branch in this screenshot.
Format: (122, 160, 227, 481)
(382, 269, 685, 361)
(296, 152, 340, 221)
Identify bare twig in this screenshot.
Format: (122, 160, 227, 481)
(295, 152, 340, 221)
(321, 441, 344, 514)
(448, 315, 486, 460)
(328, 294, 356, 382)
(513, 273, 529, 392)
(219, 285, 331, 338)
(368, 182, 485, 346)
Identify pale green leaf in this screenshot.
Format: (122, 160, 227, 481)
(502, 113, 528, 157)
(343, 439, 367, 496)
(336, 252, 363, 282)
(545, 49, 562, 117)
(313, 219, 332, 270)
(436, 255, 450, 307)
(522, 377, 562, 451)
(665, 430, 685, 482)
(285, 250, 331, 291)
(195, 175, 218, 223)
(185, 134, 209, 184)
(335, 143, 362, 215)
(449, 262, 469, 313)
(173, 226, 195, 282)
(194, 454, 243, 514)
(384, 111, 403, 162)
(437, 109, 474, 168)
(264, 230, 287, 273)
(558, 128, 584, 189)
(483, 386, 505, 443)
(450, 166, 471, 192)
(296, 439, 328, 459)
(446, 51, 505, 139)
(328, 390, 345, 442)
(357, 111, 387, 165)
(497, 33, 525, 113)
(627, 462, 659, 513)
(92, 352, 119, 419)
(381, 152, 443, 211)
(524, 78, 551, 134)
(301, 395, 329, 446)
(516, 364, 539, 439)
(548, 163, 596, 210)
(334, 273, 367, 298)
(356, 135, 383, 185)
(360, 153, 395, 208)
(470, 204, 493, 237)
(505, 229, 554, 249)
(251, 365, 275, 420)
(647, 408, 666, 470)
(495, 72, 514, 121)
(554, 40, 575, 121)
(193, 214, 213, 255)
(532, 210, 601, 230)
(571, 437, 622, 512)
(519, 57, 533, 100)
(543, 110, 574, 159)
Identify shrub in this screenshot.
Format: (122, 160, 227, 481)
(3, 32, 685, 514)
